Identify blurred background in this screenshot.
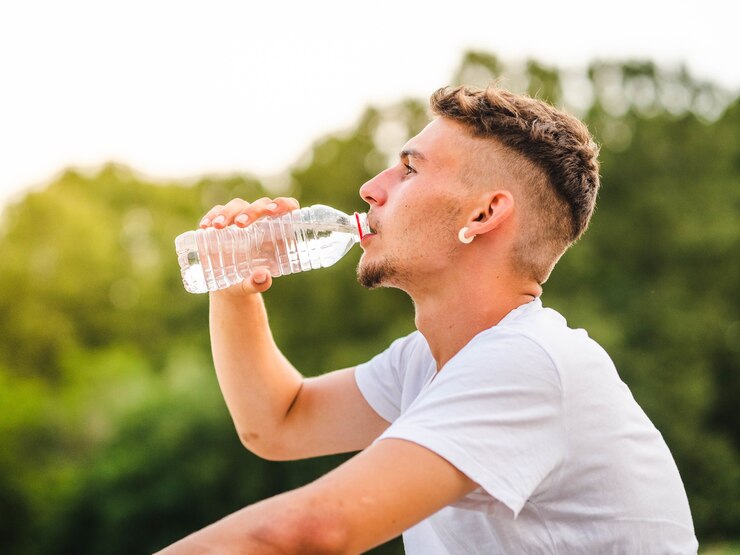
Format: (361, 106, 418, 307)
(1, 1, 738, 553)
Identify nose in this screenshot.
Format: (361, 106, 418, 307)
(359, 167, 391, 207)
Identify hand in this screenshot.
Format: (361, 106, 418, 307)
(198, 197, 300, 296)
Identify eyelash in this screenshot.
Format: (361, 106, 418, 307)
(404, 163, 416, 175)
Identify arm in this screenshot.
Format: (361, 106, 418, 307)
(203, 197, 389, 460)
(154, 438, 479, 554)
(210, 291, 388, 459)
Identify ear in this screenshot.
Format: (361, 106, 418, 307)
(464, 191, 514, 238)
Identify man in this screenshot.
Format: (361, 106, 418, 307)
(157, 86, 697, 554)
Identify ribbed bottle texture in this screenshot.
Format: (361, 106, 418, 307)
(175, 205, 370, 294)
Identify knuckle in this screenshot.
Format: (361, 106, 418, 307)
(244, 198, 273, 215)
(225, 198, 246, 209)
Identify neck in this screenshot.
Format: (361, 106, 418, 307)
(410, 268, 541, 371)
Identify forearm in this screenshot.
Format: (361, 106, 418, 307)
(154, 437, 474, 555)
(154, 488, 345, 555)
(209, 290, 303, 456)
(154, 502, 285, 555)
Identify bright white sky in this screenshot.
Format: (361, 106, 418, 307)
(1, 0, 737, 208)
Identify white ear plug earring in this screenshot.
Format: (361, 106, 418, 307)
(458, 227, 474, 244)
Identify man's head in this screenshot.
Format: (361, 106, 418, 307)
(430, 85, 601, 283)
(357, 85, 600, 292)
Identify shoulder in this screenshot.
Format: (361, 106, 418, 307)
(438, 300, 579, 391)
(354, 330, 433, 423)
(441, 326, 564, 398)
(361, 330, 430, 373)
(482, 298, 612, 377)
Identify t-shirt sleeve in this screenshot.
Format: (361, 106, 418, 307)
(375, 329, 566, 518)
(355, 332, 422, 423)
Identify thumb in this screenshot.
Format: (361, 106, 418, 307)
(249, 268, 273, 292)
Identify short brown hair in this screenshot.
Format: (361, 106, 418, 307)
(430, 85, 600, 283)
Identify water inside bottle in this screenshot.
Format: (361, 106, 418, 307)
(182, 262, 207, 293)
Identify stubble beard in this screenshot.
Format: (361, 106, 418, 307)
(357, 257, 400, 289)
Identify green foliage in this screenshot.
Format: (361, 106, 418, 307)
(701, 543, 740, 555)
(0, 53, 737, 553)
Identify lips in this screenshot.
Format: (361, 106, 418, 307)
(360, 230, 376, 245)
(360, 218, 377, 246)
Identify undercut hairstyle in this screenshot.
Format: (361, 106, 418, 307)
(430, 85, 601, 283)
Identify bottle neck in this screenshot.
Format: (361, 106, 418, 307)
(354, 212, 370, 239)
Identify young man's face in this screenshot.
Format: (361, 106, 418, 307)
(357, 117, 479, 291)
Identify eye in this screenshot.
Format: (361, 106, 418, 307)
(404, 163, 416, 176)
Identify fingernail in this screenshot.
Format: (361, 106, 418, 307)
(265, 202, 278, 212)
(253, 272, 267, 284)
(213, 215, 226, 226)
(235, 214, 249, 225)
(199, 217, 210, 228)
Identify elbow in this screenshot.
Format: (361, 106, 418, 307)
(251, 510, 349, 555)
(237, 429, 294, 461)
(237, 428, 265, 455)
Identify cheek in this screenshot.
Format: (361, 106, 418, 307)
(402, 201, 461, 253)
(386, 185, 463, 244)
(420, 199, 462, 237)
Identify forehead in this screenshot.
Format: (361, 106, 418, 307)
(402, 117, 479, 170)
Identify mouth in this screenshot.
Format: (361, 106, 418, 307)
(357, 211, 379, 247)
(360, 232, 376, 247)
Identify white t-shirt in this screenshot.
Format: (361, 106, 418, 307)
(355, 298, 698, 554)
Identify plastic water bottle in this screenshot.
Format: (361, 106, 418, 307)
(175, 204, 371, 294)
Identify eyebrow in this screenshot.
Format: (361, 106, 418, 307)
(400, 148, 428, 162)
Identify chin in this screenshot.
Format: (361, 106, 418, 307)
(357, 259, 396, 289)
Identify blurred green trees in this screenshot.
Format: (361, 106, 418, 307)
(0, 53, 738, 553)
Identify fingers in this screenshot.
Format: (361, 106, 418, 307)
(214, 267, 273, 298)
(237, 197, 300, 228)
(199, 197, 300, 229)
(198, 197, 299, 297)
(199, 198, 249, 229)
